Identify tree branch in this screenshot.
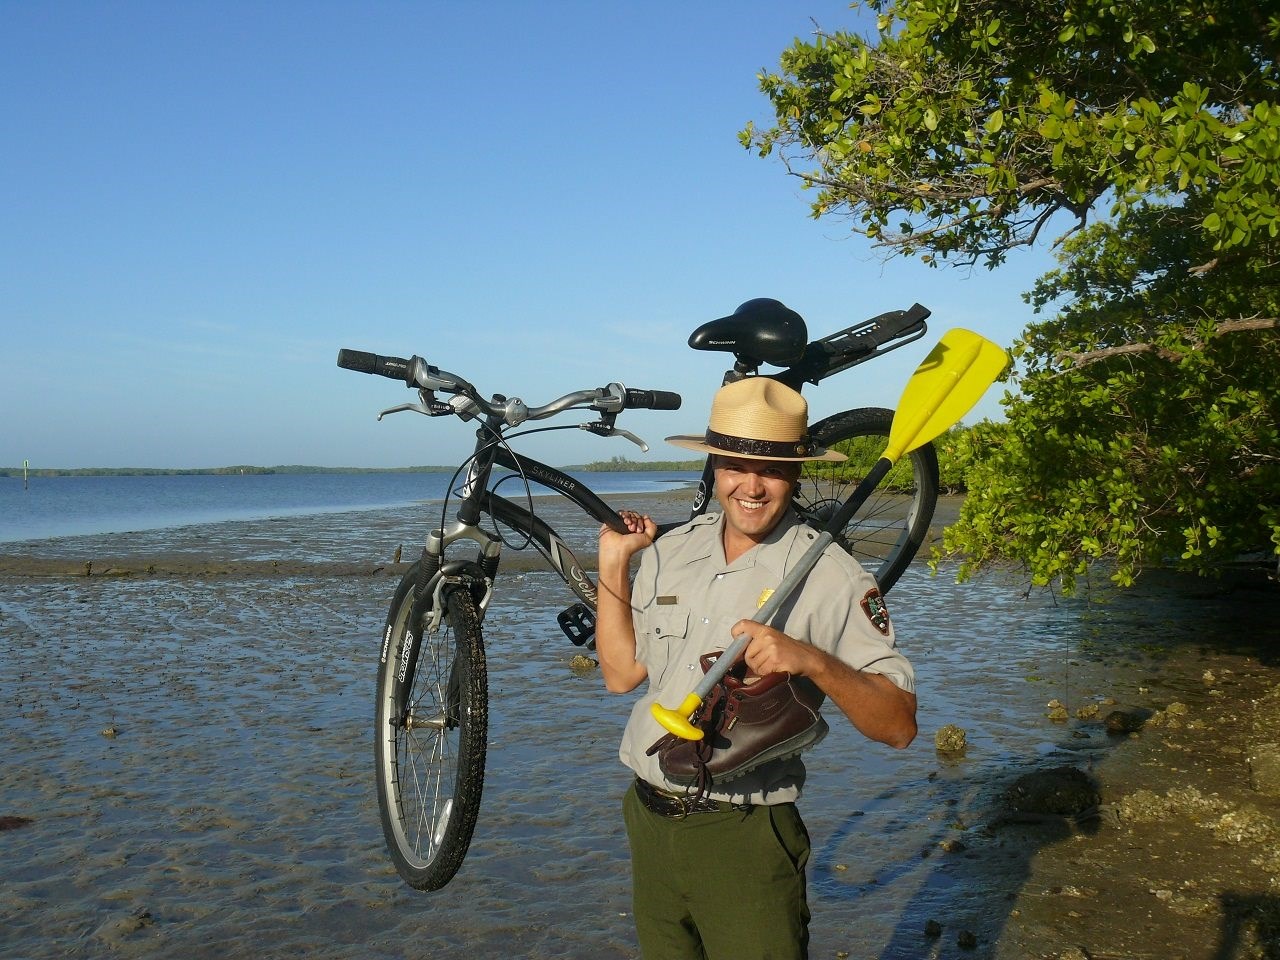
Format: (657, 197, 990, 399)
(1216, 317, 1280, 335)
(1057, 342, 1180, 366)
(1056, 317, 1280, 369)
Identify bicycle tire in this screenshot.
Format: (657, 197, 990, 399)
(375, 564, 488, 890)
(795, 406, 939, 594)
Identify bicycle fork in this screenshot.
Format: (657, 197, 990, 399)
(387, 519, 499, 725)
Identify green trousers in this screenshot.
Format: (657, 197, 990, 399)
(622, 784, 811, 960)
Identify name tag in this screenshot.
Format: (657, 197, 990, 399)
(656, 595, 679, 605)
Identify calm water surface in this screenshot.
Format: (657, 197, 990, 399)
(0, 470, 697, 544)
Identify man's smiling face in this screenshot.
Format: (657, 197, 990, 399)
(713, 455, 801, 549)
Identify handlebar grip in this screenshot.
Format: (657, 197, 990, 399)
(337, 349, 413, 384)
(625, 388, 682, 410)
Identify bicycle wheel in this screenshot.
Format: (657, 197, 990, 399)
(795, 406, 939, 594)
(375, 564, 488, 890)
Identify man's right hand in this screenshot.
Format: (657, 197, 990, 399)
(598, 510, 656, 570)
(595, 509, 655, 693)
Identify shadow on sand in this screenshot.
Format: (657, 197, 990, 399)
(814, 567, 1279, 960)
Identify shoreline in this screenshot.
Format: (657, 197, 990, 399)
(1, 464, 704, 477)
(0, 492, 964, 579)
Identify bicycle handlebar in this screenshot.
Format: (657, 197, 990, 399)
(624, 388, 682, 411)
(336, 348, 413, 383)
(336, 348, 681, 426)
(336, 349, 471, 393)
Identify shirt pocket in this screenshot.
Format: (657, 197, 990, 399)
(637, 605, 690, 687)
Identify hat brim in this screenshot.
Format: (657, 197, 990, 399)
(666, 434, 847, 463)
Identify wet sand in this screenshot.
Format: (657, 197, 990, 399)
(0, 492, 965, 579)
(2, 494, 1278, 959)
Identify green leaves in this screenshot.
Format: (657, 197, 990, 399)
(939, 205, 1280, 590)
(744, 0, 1280, 589)
(742, 0, 1279, 266)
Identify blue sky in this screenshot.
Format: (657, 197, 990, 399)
(3, 1, 1054, 469)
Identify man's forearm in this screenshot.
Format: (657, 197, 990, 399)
(807, 650, 917, 749)
(594, 558, 647, 693)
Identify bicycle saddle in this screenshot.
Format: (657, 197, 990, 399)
(688, 298, 809, 368)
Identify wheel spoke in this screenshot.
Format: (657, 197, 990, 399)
(397, 625, 456, 863)
(796, 407, 938, 593)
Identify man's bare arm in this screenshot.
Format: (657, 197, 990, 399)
(594, 511, 654, 693)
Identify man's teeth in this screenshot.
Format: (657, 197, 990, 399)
(737, 500, 764, 510)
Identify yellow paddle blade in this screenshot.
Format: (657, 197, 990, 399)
(883, 328, 1008, 462)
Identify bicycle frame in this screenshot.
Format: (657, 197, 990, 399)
(486, 449, 625, 610)
(370, 299, 934, 654)
(404, 421, 628, 638)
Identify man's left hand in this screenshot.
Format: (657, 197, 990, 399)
(733, 619, 818, 678)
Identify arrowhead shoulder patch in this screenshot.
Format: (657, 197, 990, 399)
(860, 588, 892, 635)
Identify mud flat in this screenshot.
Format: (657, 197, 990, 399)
(1, 500, 1277, 959)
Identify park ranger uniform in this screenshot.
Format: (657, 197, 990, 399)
(618, 508, 914, 959)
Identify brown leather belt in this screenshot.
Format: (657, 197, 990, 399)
(633, 778, 753, 819)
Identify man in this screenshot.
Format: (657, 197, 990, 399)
(596, 376, 917, 960)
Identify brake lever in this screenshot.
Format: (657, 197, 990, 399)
(377, 389, 475, 421)
(614, 428, 650, 453)
(377, 397, 455, 420)
(581, 421, 649, 453)
(378, 402, 432, 420)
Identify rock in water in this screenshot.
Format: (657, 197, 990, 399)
(1105, 709, 1145, 735)
(934, 724, 967, 754)
(1004, 767, 1099, 817)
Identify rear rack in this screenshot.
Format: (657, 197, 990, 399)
(780, 303, 930, 388)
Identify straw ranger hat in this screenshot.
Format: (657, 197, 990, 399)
(666, 377, 846, 462)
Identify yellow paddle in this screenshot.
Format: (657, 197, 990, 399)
(650, 328, 1009, 740)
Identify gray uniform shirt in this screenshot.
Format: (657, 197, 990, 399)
(618, 509, 915, 806)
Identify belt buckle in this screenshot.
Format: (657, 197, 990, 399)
(646, 781, 692, 820)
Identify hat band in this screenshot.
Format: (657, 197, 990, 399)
(704, 428, 815, 459)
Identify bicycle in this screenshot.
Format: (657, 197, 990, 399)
(337, 298, 939, 891)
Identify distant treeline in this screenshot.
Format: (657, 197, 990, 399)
(565, 456, 703, 472)
(4, 431, 985, 488)
(4, 443, 974, 485)
(0, 465, 459, 478)
(0, 460, 698, 478)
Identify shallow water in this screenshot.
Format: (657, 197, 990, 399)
(0, 483, 692, 567)
(1, 507, 1276, 958)
(0, 470, 697, 544)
